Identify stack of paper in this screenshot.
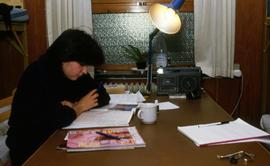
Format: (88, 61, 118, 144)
(109, 92, 145, 105)
(65, 126, 145, 152)
(158, 102, 179, 110)
(63, 108, 134, 129)
(177, 118, 270, 147)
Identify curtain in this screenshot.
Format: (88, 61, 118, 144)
(194, 0, 236, 78)
(46, 0, 93, 46)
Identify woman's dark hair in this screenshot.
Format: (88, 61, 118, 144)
(42, 29, 104, 66)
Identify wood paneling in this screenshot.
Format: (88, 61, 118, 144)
(24, 0, 47, 63)
(92, 0, 193, 13)
(203, 78, 241, 116)
(267, 62, 270, 113)
(234, 0, 265, 126)
(0, 0, 47, 99)
(0, 34, 24, 98)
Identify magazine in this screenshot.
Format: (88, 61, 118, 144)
(66, 126, 145, 152)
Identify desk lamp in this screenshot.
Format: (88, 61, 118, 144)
(146, 0, 185, 94)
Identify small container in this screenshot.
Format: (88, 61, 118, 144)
(156, 49, 167, 67)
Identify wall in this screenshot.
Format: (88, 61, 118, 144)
(0, 0, 47, 98)
(93, 13, 194, 65)
(0, 37, 24, 98)
(234, 0, 265, 126)
(24, 0, 47, 64)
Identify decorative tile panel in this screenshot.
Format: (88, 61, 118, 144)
(93, 12, 194, 65)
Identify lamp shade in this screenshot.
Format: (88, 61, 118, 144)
(149, 0, 185, 34)
(149, 3, 181, 34)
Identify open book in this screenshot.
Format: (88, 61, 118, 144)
(63, 93, 145, 129)
(65, 126, 145, 152)
(63, 103, 136, 129)
(177, 118, 270, 147)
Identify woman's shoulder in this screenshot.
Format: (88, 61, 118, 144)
(24, 60, 46, 75)
(21, 59, 55, 82)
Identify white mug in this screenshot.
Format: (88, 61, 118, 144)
(137, 103, 157, 124)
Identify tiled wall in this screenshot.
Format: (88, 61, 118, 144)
(93, 12, 194, 65)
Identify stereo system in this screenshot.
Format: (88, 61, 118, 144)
(157, 67, 202, 99)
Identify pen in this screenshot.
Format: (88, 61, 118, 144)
(96, 131, 121, 140)
(198, 121, 230, 128)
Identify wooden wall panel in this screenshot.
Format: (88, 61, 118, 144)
(203, 78, 241, 116)
(24, 0, 47, 63)
(0, 37, 24, 98)
(234, 0, 265, 126)
(265, 57, 270, 114)
(92, 0, 193, 13)
(0, 0, 47, 99)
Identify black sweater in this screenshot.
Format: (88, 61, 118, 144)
(6, 59, 110, 165)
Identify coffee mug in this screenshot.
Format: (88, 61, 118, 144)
(137, 103, 157, 124)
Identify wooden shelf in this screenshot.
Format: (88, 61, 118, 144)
(92, 0, 193, 13)
(0, 22, 28, 68)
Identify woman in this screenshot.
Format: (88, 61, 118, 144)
(6, 29, 110, 165)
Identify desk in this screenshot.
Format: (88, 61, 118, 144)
(23, 94, 270, 166)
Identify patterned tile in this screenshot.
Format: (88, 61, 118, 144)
(93, 12, 194, 65)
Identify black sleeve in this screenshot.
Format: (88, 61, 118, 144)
(96, 82, 111, 107)
(9, 63, 77, 129)
(79, 74, 110, 107)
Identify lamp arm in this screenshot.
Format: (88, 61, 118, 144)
(168, 0, 185, 10)
(146, 28, 159, 94)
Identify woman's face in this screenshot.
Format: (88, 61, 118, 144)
(62, 61, 88, 80)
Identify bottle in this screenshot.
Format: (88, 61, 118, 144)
(156, 49, 167, 67)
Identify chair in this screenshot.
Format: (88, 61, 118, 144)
(261, 114, 270, 132)
(0, 96, 13, 166)
(260, 114, 270, 150)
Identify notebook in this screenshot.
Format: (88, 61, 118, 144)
(177, 118, 270, 147)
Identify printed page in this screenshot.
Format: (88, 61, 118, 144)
(63, 109, 134, 129)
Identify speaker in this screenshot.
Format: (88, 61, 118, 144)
(157, 67, 202, 99)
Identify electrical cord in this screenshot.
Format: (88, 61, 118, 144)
(230, 74, 244, 117)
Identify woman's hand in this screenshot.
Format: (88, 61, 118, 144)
(61, 89, 99, 116)
(61, 100, 75, 108)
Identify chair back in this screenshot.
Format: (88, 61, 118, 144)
(0, 96, 13, 122)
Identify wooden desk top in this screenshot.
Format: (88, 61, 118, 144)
(23, 94, 270, 166)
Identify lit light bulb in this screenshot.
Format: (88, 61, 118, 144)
(149, 3, 181, 34)
(164, 8, 175, 20)
(157, 67, 164, 74)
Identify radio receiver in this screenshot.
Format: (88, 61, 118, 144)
(157, 67, 202, 99)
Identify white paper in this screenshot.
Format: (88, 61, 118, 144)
(177, 118, 270, 146)
(63, 108, 134, 129)
(63, 93, 144, 129)
(158, 102, 179, 110)
(210, 137, 270, 145)
(109, 92, 145, 105)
